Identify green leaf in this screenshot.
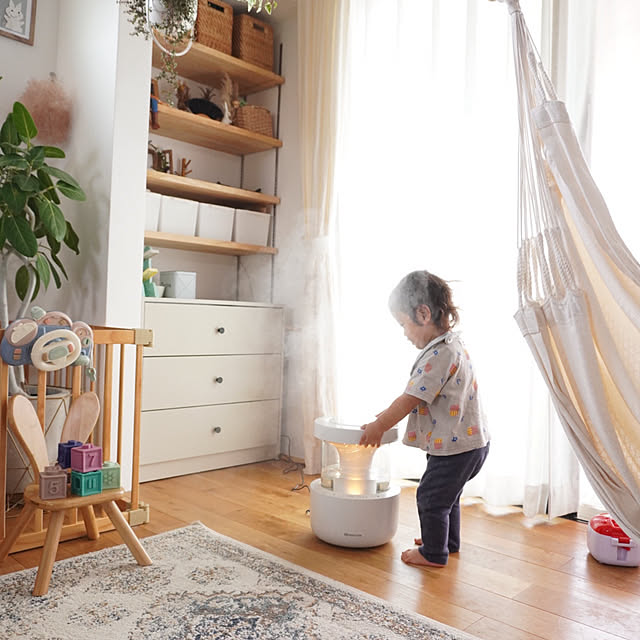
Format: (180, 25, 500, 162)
(0, 217, 6, 248)
(35, 254, 51, 289)
(0, 183, 28, 215)
(36, 170, 60, 204)
(15, 265, 29, 301)
(14, 174, 40, 193)
(42, 146, 65, 159)
(0, 114, 18, 146)
(47, 234, 61, 256)
(0, 154, 29, 169)
(64, 220, 80, 254)
(50, 250, 68, 280)
(34, 196, 66, 241)
(56, 180, 86, 201)
(12, 102, 37, 141)
(4, 215, 38, 257)
(28, 146, 46, 169)
(15, 264, 39, 301)
(46, 255, 62, 288)
(31, 270, 40, 301)
(41, 165, 80, 189)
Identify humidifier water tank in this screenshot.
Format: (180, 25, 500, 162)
(310, 416, 401, 548)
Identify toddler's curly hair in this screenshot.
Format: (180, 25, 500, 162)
(388, 270, 459, 330)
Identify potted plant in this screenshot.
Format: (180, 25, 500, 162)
(0, 100, 85, 394)
(124, 0, 277, 103)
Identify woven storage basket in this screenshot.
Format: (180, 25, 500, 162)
(233, 105, 273, 137)
(195, 0, 233, 54)
(232, 13, 274, 71)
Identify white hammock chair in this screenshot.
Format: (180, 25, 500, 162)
(500, 0, 640, 541)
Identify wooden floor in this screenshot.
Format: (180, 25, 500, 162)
(2, 459, 639, 639)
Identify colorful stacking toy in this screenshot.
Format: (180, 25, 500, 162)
(39, 464, 67, 500)
(70, 443, 103, 496)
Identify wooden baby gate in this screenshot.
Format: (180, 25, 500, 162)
(0, 325, 153, 553)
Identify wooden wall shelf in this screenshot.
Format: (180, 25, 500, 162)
(144, 231, 278, 256)
(152, 104, 282, 155)
(147, 170, 279, 212)
(152, 42, 284, 95)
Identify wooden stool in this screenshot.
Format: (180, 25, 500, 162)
(0, 395, 152, 596)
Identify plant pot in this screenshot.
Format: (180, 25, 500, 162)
(6, 386, 71, 501)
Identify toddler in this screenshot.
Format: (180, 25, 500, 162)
(359, 270, 490, 567)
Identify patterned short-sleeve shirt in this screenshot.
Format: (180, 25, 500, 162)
(403, 331, 490, 455)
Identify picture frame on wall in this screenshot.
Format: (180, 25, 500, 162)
(0, 0, 36, 46)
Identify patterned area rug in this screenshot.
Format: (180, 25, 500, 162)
(0, 522, 479, 639)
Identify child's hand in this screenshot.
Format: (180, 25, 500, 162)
(359, 420, 386, 447)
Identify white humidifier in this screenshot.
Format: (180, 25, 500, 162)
(310, 416, 401, 548)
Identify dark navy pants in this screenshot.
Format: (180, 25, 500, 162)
(416, 443, 490, 565)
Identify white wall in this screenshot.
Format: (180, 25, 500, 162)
(261, 11, 306, 460)
(0, 0, 60, 319)
(51, 0, 119, 324)
(0, 0, 59, 117)
(105, 5, 151, 328)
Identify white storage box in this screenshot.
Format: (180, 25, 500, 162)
(159, 271, 197, 299)
(233, 209, 271, 246)
(587, 513, 640, 567)
(145, 191, 162, 231)
(158, 195, 198, 236)
(196, 203, 234, 241)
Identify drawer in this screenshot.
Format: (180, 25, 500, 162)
(140, 400, 280, 465)
(145, 302, 283, 356)
(142, 354, 282, 410)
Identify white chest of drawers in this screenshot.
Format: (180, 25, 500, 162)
(140, 299, 284, 482)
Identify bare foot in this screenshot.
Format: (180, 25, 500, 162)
(401, 548, 446, 567)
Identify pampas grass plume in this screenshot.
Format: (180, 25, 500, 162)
(19, 74, 73, 144)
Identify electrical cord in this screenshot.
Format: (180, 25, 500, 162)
(279, 434, 309, 492)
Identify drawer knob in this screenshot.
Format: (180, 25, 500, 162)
(215, 376, 224, 384)
(217, 327, 225, 334)
(213, 426, 222, 434)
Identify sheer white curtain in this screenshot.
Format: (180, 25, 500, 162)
(297, 0, 350, 474)
(332, 0, 579, 515)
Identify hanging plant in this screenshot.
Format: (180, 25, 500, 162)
(124, 0, 198, 103)
(244, 0, 277, 13)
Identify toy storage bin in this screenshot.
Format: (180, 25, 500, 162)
(145, 191, 162, 231)
(158, 195, 198, 236)
(196, 203, 234, 241)
(587, 513, 640, 566)
(159, 271, 197, 299)
(233, 209, 270, 246)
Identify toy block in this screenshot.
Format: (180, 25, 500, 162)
(101, 461, 121, 490)
(57, 440, 83, 469)
(70, 443, 103, 473)
(39, 464, 67, 500)
(70, 469, 102, 496)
